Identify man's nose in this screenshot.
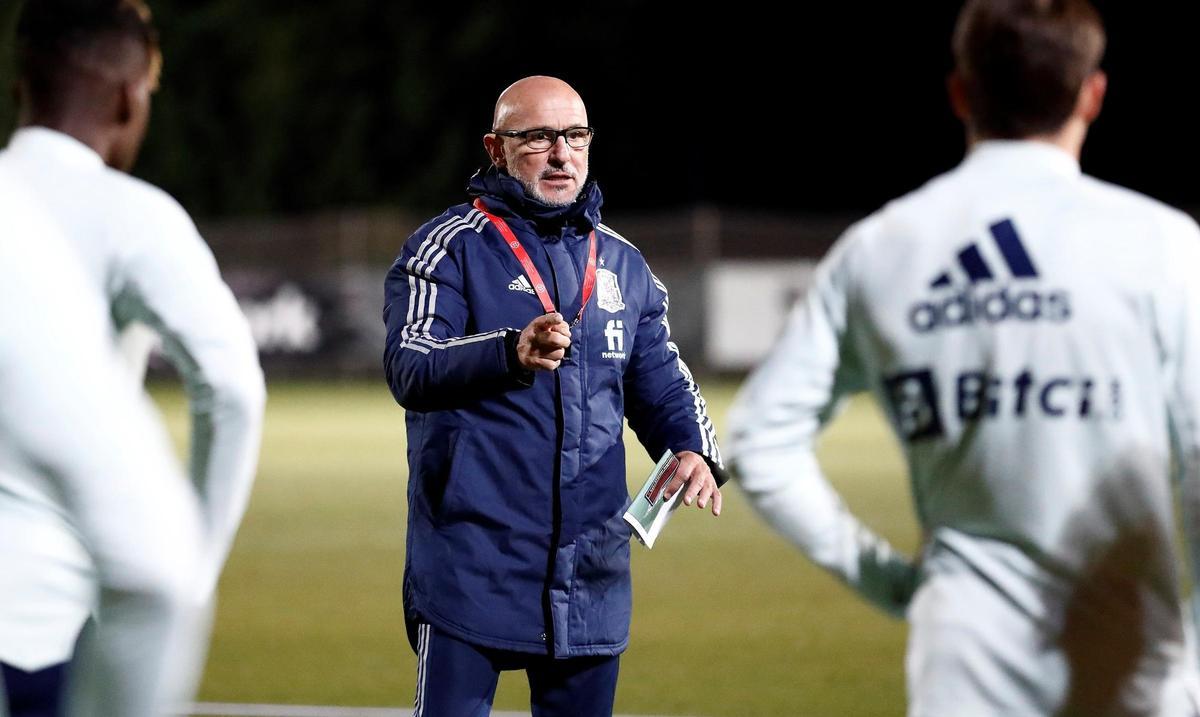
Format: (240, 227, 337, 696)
(548, 135, 571, 163)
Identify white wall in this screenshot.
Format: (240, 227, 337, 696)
(704, 260, 816, 370)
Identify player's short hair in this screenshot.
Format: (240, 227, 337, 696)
(16, 0, 160, 112)
(953, 0, 1105, 139)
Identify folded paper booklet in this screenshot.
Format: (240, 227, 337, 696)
(624, 450, 684, 549)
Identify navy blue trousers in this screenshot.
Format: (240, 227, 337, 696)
(412, 623, 620, 717)
(1, 662, 68, 717)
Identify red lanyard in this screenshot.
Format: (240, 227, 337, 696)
(473, 198, 597, 325)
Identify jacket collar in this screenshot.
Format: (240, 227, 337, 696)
(467, 166, 603, 238)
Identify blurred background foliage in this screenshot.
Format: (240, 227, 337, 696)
(2, 2, 1198, 219)
(0, 1, 962, 218)
(0, 1, 660, 217)
(0, 3, 17, 133)
(134, 1, 522, 215)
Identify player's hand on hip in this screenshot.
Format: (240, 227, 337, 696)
(662, 450, 721, 516)
(518, 312, 572, 371)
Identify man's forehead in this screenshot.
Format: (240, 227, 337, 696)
(493, 77, 588, 129)
(500, 97, 587, 129)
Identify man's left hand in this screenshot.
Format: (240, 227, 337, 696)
(661, 451, 721, 516)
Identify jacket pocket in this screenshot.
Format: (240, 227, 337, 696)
(438, 430, 514, 531)
(568, 512, 633, 648)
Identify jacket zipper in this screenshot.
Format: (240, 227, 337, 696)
(542, 241, 566, 656)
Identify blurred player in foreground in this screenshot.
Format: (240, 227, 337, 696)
(729, 0, 1200, 714)
(0, 0, 265, 711)
(0, 168, 206, 716)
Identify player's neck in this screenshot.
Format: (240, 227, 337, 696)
(1025, 120, 1087, 161)
(20, 115, 118, 168)
(967, 121, 1086, 162)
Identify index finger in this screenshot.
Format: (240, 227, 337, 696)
(532, 312, 564, 330)
(533, 331, 571, 351)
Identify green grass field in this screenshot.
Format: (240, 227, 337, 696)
(149, 378, 918, 716)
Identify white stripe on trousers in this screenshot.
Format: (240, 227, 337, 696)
(414, 623, 431, 716)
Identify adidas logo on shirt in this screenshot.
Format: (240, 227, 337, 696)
(508, 275, 536, 295)
(908, 218, 1071, 334)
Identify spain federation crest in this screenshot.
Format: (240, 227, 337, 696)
(596, 268, 625, 313)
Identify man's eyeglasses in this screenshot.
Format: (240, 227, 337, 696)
(491, 126, 595, 151)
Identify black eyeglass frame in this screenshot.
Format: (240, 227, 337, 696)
(489, 126, 596, 149)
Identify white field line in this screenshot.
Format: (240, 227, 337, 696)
(182, 703, 695, 717)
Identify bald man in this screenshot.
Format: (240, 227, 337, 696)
(383, 76, 723, 715)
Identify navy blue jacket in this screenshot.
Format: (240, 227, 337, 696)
(383, 169, 722, 657)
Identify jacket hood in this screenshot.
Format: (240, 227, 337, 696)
(467, 166, 603, 236)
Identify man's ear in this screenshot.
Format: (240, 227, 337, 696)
(115, 75, 151, 127)
(482, 133, 506, 168)
(116, 79, 135, 125)
(1077, 70, 1107, 125)
(947, 71, 971, 123)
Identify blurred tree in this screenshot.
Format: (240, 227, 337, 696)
(5, 2, 1195, 218)
(0, 0, 645, 216)
(137, 0, 633, 217)
(0, 1, 961, 218)
(0, 1, 20, 135)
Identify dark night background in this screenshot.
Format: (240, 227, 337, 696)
(1, 1, 1197, 220)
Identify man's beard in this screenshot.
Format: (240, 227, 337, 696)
(510, 159, 588, 207)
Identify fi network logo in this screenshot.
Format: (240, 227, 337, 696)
(908, 218, 1071, 333)
(602, 319, 626, 360)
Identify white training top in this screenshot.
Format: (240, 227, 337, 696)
(0, 127, 266, 670)
(0, 166, 204, 715)
(728, 140, 1200, 649)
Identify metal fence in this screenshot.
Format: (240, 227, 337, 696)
(188, 206, 857, 378)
